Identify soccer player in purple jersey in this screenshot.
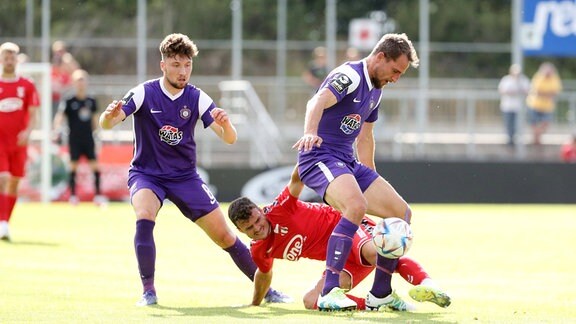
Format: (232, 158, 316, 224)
(99, 33, 290, 306)
(292, 33, 420, 311)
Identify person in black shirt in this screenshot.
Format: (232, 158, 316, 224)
(53, 69, 106, 205)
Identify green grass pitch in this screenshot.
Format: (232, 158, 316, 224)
(1, 202, 575, 323)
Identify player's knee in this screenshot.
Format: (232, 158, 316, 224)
(302, 291, 318, 310)
(342, 199, 367, 222)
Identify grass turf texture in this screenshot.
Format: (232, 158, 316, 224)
(1, 203, 575, 323)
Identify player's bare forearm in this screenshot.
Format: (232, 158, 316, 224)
(252, 269, 272, 306)
(210, 108, 237, 144)
(293, 89, 337, 151)
(356, 123, 376, 170)
(18, 106, 38, 145)
(99, 100, 125, 130)
(287, 165, 304, 198)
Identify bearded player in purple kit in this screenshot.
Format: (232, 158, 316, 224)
(99, 33, 291, 306)
(293, 33, 422, 311)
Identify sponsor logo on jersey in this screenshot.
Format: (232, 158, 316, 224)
(180, 106, 191, 119)
(159, 125, 183, 145)
(329, 73, 352, 93)
(340, 114, 361, 135)
(0, 98, 23, 112)
(283, 234, 304, 261)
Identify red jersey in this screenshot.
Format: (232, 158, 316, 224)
(0, 76, 40, 146)
(250, 186, 344, 273)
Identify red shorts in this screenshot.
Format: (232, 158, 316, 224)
(343, 217, 377, 288)
(0, 145, 28, 177)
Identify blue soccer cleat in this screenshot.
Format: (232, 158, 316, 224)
(264, 288, 293, 303)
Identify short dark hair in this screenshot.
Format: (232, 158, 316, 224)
(371, 33, 419, 68)
(228, 197, 258, 226)
(159, 33, 198, 61)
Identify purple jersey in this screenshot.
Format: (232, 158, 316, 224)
(313, 60, 382, 159)
(121, 78, 215, 178)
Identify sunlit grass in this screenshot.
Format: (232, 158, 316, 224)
(1, 202, 575, 323)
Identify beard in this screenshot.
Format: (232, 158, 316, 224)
(166, 77, 187, 90)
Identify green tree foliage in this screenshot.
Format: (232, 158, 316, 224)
(1, 0, 574, 79)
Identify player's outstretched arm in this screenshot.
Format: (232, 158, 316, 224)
(287, 164, 305, 198)
(292, 88, 337, 152)
(99, 100, 126, 130)
(209, 108, 237, 144)
(252, 268, 272, 306)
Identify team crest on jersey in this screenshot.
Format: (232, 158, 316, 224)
(329, 73, 352, 93)
(340, 114, 361, 135)
(17, 87, 25, 98)
(180, 106, 191, 119)
(159, 125, 183, 145)
(283, 234, 304, 261)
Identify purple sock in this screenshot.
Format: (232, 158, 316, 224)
(370, 254, 398, 298)
(135, 219, 156, 293)
(322, 218, 358, 296)
(224, 237, 257, 281)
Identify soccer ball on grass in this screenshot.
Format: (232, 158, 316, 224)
(372, 218, 413, 259)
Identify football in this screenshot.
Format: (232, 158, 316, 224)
(372, 218, 413, 259)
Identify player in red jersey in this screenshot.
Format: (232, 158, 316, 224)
(0, 42, 40, 241)
(228, 167, 451, 311)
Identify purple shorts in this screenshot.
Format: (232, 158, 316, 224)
(127, 171, 219, 222)
(297, 149, 379, 201)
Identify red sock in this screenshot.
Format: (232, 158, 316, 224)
(396, 256, 430, 285)
(6, 194, 17, 222)
(0, 193, 7, 221)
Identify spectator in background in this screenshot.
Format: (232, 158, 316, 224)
(345, 47, 361, 61)
(51, 40, 80, 116)
(498, 64, 530, 147)
(560, 134, 576, 163)
(0, 42, 40, 241)
(52, 69, 106, 205)
(301, 46, 328, 94)
(526, 62, 562, 145)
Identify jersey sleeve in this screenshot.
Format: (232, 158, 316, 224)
(198, 89, 216, 128)
(120, 84, 145, 117)
(323, 65, 361, 102)
(250, 240, 274, 273)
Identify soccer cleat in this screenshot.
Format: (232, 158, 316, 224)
(136, 290, 157, 306)
(0, 221, 10, 242)
(409, 285, 451, 308)
(317, 287, 357, 311)
(264, 288, 293, 303)
(366, 291, 415, 311)
(93, 195, 109, 207)
(69, 195, 79, 205)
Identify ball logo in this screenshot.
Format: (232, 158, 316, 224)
(159, 125, 183, 145)
(283, 234, 304, 261)
(340, 114, 361, 135)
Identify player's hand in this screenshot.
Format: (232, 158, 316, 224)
(210, 107, 230, 126)
(292, 134, 323, 152)
(102, 100, 123, 120)
(16, 129, 31, 146)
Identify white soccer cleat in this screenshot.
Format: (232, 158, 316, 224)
(317, 287, 357, 311)
(0, 221, 10, 242)
(366, 291, 415, 311)
(69, 195, 79, 205)
(136, 290, 157, 306)
(93, 195, 109, 207)
(409, 285, 451, 308)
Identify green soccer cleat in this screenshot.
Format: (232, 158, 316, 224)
(409, 285, 451, 308)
